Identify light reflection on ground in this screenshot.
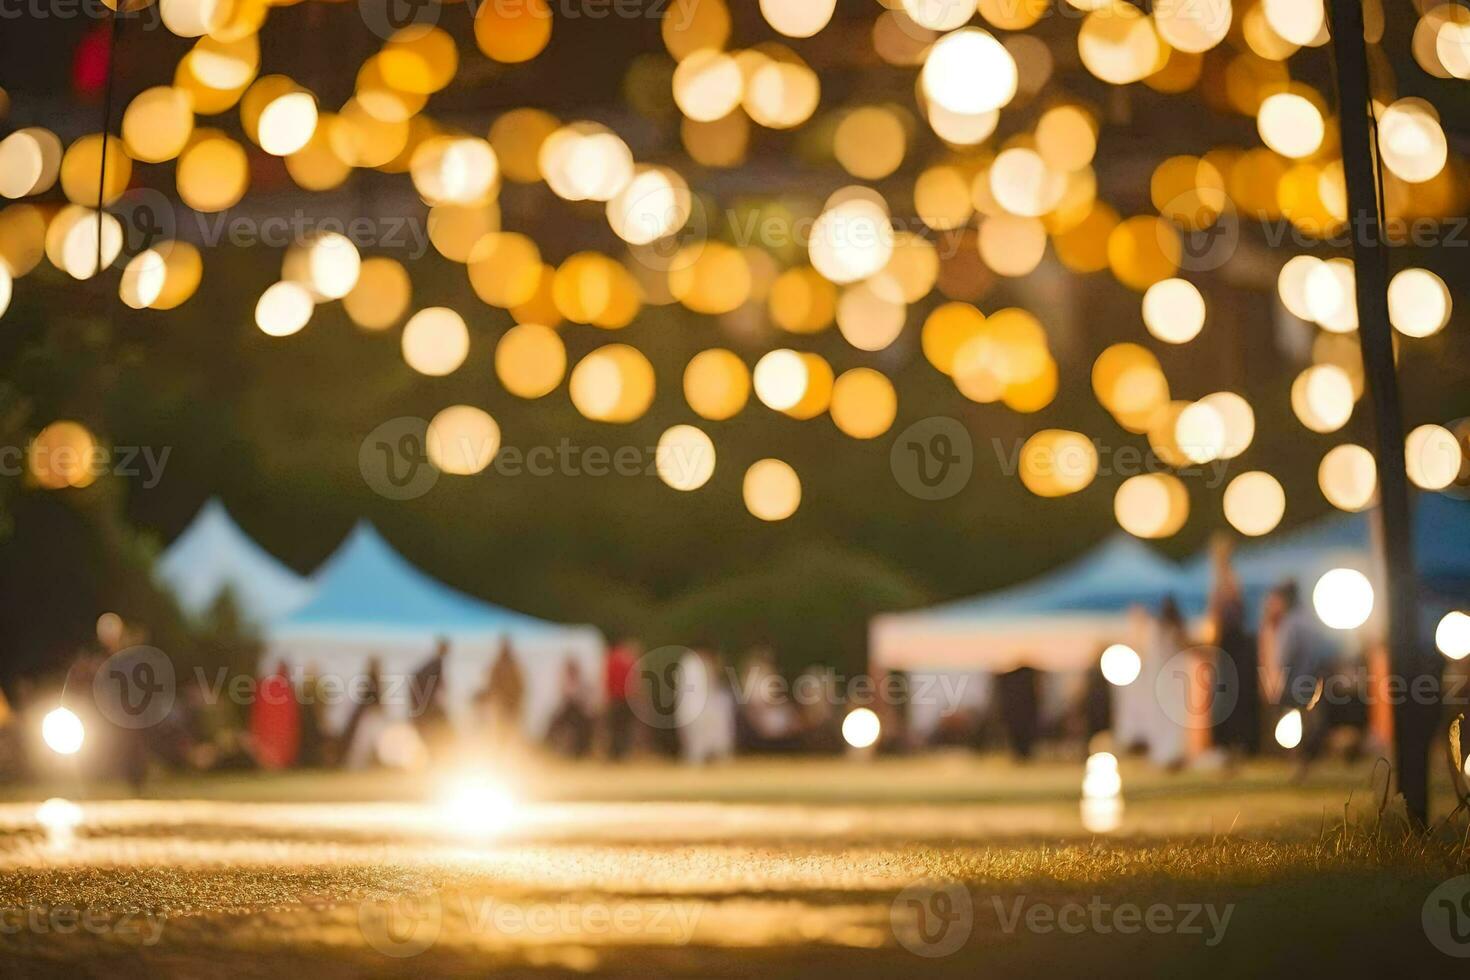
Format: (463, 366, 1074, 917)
(0, 759, 1462, 977)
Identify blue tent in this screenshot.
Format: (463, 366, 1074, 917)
(1182, 492, 1470, 612)
(265, 523, 604, 739)
(871, 535, 1190, 672)
(274, 522, 564, 638)
(155, 498, 313, 625)
(1409, 492, 1470, 594)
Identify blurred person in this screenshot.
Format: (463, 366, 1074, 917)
(871, 670, 911, 755)
(473, 641, 525, 756)
(1257, 585, 1289, 726)
(736, 649, 802, 753)
(341, 657, 388, 770)
(546, 659, 596, 758)
(296, 664, 326, 767)
(1082, 646, 1113, 750)
(997, 665, 1040, 760)
(411, 637, 454, 762)
(250, 661, 301, 770)
(69, 642, 149, 792)
(603, 639, 639, 760)
(1112, 605, 1154, 754)
(1206, 536, 1260, 763)
(1145, 596, 1191, 770)
(795, 664, 841, 752)
(179, 677, 254, 771)
(677, 648, 734, 764)
(1273, 582, 1335, 777)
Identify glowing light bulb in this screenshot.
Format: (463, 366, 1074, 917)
(1312, 568, 1373, 630)
(1436, 611, 1470, 661)
(1275, 709, 1303, 749)
(1100, 645, 1141, 686)
(42, 707, 84, 756)
(842, 707, 881, 748)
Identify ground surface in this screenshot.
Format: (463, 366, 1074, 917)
(1, 755, 1467, 978)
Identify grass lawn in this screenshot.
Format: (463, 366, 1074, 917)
(2, 754, 1468, 977)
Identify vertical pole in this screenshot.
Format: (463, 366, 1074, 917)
(1325, 0, 1432, 825)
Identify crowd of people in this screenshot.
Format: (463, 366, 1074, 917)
(0, 634, 863, 789)
(2, 536, 1457, 789)
(1088, 536, 1385, 774)
(918, 537, 1409, 774)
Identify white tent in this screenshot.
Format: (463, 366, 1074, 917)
(262, 522, 605, 738)
(871, 535, 1189, 675)
(155, 498, 314, 626)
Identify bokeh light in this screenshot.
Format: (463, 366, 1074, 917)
(401, 308, 471, 376)
(1223, 471, 1286, 537)
(1313, 568, 1374, 631)
(570, 345, 656, 423)
(921, 28, 1017, 116)
(1318, 444, 1377, 512)
(345, 257, 411, 331)
(830, 368, 897, 440)
(842, 707, 881, 749)
(743, 458, 801, 521)
(1019, 429, 1098, 498)
(656, 424, 717, 491)
(1114, 473, 1189, 539)
(496, 323, 566, 399)
(1387, 268, 1451, 338)
(1100, 644, 1141, 686)
(1435, 611, 1470, 661)
(1142, 278, 1206, 344)
(1405, 423, 1462, 491)
(42, 707, 84, 756)
(427, 405, 500, 476)
(684, 349, 750, 421)
(255, 281, 314, 338)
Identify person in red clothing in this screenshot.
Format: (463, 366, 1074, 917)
(250, 661, 301, 770)
(603, 640, 640, 760)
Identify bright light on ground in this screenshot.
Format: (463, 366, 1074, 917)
(41, 707, 84, 756)
(438, 772, 517, 836)
(1080, 796, 1123, 833)
(1082, 752, 1122, 800)
(1099, 644, 1142, 686)
(1312, 568, 1374, 630)
(1436, 611, 1470, 660)
(842, 708, 881, 749)
(1275, 709, 1304, 750)
(35, 797, 82, 845)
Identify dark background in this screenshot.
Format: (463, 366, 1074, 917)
(1, 1, 1468, 684)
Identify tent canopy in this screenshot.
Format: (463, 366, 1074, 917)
(265, 522, 605, 739)
(870, 535, 1190, 673)
(1182, 492, 1470, 603)
(874, 493, 1470, 675)
(155, 498, 313, 625)
(272, 522, 564, 639)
